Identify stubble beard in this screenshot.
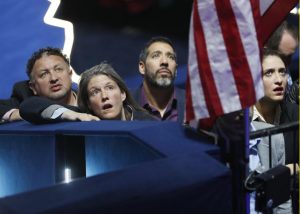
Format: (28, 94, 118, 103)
(145, 71, 175, 89)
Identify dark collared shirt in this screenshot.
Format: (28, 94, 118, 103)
(140, 87, 178, 121)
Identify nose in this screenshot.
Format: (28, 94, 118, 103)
(274, 72, 283, 85)
(101, 90, 109, 100)
(160, 55, 169, 66)
(49, 71, 59, 83)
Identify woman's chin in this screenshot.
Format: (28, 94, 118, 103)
(100, 114, 121, 120)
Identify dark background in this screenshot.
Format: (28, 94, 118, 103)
(56, 1, 298, 86)
(56, 0, 193, 88)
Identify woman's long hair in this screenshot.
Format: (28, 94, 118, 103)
(78, 62, 143, 120)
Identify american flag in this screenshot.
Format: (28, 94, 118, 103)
(185, 0, 298, 124)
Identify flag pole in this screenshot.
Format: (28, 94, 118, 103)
(244, 108, 250, 214)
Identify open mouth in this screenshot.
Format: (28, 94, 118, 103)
(102, 104, 113, 110)
(273, 87, 283, 92)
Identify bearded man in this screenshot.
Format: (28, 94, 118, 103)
(133, 36, 185, 122)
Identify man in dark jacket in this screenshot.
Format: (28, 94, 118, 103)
(0, 80, 34, 121)
(0, 47, 77, 122)
(132, 36, 185, 123)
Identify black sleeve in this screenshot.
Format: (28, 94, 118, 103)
(285, 80, 299, 105)
(132, 110, 157, 121)
(280, 102, 299, 164)
(0, 98, 19, 118)
(11, 81, 34, 103)
(0, 80, 33, 119)
(20, 96, 81, 124)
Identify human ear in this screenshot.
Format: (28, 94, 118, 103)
(29, 81, 37, 95)
(121, 91, 126, 102)
(138, 61, 145, 75)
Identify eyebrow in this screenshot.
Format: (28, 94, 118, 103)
(263, 67, 286, 72)
(89, 80, 115, 89)
(166, 52, 176, 57)
(150, 50, 176, 56)
(37, 63, 64, 71)
(53, 64, 63, 68)
(150, 50, 162, 55)
(263, 68, 275, 71)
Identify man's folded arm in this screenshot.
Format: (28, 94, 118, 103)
(20, 97, 81, 124)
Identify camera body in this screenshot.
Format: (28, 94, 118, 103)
(255, 165, 290, 212)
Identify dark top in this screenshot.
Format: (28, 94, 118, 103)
(0, 80, 34, 118)
(20, 96, 155, 124)
(131, 86, 185, 123)
(285, 79, 299, 105)
(212, 102, 299, 165)
(280, 101, 299, 164)
(125, 106, 156, 121)
(0, 80, 79, 120)
(20, 96, 80, 124)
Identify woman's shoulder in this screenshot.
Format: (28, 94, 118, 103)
(280, 101, 298, 122)
(132, 110, 157, 121)
(283, 101, 298, 114)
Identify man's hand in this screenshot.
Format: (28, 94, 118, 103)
(9, 109, 23, 121)
(61, 110, 100, 121)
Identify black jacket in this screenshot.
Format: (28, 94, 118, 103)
(0, 80, 34, 118)
(285, 79, 299, 105)
(131, 86, 185, 123)
(20, 96, 155, 124)
(280, 101, 299, 164)
(20, 96, 80, 124)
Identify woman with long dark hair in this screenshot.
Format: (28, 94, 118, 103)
(77, 62, 152, 121)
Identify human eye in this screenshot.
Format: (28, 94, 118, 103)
(167, 53, 176, 60)
(105, 84, 115, 90)
(54, 66, 64, 73)
(151, 52, 160, 58)
(39, 71, 50, 79)
(279, 68, 287, 76)
(263, 69, 273, 77)
(89, 89, 100, 97)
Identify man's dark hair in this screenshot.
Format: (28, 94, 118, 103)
(139, 36, 177, 63)
(265, 21, 298, 51)
(26, 47, 70, 78)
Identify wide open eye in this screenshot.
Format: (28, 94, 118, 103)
(278, 68, 287, 76)
(89, 88, 101, 97)
(263, 69, 274, 77)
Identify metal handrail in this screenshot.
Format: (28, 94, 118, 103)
(250, 121, 299, 139)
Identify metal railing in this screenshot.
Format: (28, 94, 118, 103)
(249, 120, 299, 213)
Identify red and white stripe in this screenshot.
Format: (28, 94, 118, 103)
(186, 0, 263, 121)
(186, 0, 298, 122)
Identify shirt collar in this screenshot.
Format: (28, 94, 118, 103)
(252, 106, 264, 122)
